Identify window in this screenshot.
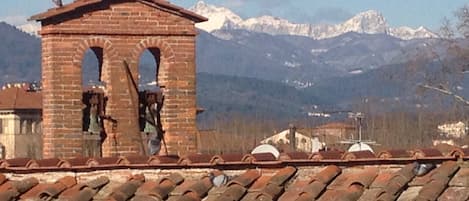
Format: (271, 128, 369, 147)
(21, 119, 33, 134)
(0, 119, 3, 134)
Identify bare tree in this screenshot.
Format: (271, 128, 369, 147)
(417, 4, 469, 105)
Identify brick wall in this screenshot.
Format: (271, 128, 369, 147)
(40, 2, 199, 158)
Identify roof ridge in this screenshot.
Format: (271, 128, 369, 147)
(29, 0, 207, 22)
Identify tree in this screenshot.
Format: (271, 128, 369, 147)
(417, 4, 469, 106)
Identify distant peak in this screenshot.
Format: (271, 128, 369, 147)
(352, 10, 384, 19)
(190, 1, 243, 32)
(195, 0, 207, 7)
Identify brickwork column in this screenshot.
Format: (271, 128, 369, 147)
(158, 37, 198, 155)
(42, 35, 83, 159)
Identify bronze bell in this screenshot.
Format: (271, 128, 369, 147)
(88, 104, 101, 134)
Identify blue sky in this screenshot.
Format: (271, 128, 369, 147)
(1, 0, 467, 30)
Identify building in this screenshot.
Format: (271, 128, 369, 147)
(437, 121, 467, 139)
(30, 0, 207, 158)
(313, 122, 356, 140)
(261, 127, 324, 153)
(0, 83, 42, 159)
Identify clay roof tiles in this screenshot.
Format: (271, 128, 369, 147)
(29, 0, 208, 23)
(0, 148, 467, 200)
(0, 87, 42, 110)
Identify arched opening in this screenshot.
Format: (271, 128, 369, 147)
(81, 48, 106, 135)
(138, 49, 160, 88)
(137, 48, 163, 155)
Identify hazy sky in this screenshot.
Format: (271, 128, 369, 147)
(1, 0, 467, 30)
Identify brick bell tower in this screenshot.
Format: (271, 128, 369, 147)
(30, 0, 207, 158)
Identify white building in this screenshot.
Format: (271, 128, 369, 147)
(261, 129, 323, 153)
(0, 84, 42, 159)
(437, 121, 467, 139)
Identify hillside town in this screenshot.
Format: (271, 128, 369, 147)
(0, 0, 467, 200)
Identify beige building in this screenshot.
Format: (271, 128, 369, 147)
(0, 84, 42, 159)
(261, 129, 324, 153)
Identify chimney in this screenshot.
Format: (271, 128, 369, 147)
(289, 124, 296, 151)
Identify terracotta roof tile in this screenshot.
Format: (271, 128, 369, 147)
(361, 163, 417, 201)
(19, 183, 49, 199)
(95, 157, 121, 166)
(242, 153, 277, 163)
(397, 186, 423, 201)
(228, 170, 261, 187)
(182, 177, 213, 199)
(0, 190, 18, 201)
(107, 175, 145, 201)
(0, 87, 42, 110)
(179, 154, 213, 165)
(134, 173, 184, 200)
(119, 155, 151, 165)
(409, 161, 459, 186)
(30, 0, 208, 23)
(411, 161, 460, 201)
(0, 174, 6, 185)
(430, 161, 460, 179)
(1, 158, 33, 168)
(59, 176, 109, 201)
(170, 180, 198, 197)
(209, 154, 246, 165)
(33, 158, 62, 168)
(328, 167, 378, 190)
(216, 184, 247, 201)
(412, 148, 443, 158)
(133, 181, 161, 201)
(312, 165, 342, 184)
(148, 155, 180, 165)
(310, 150, 344, 161)
(415, 178, 450, 201)
(317, 184, 365, 201)
(0, 148, 464, 201)
(449, 167, 469, 187)
(0, 177, 38, 200)
(449, 148, 469, 158)
(38, 176, 77, 199)
(377, 149, 412, 159)
(279, 152, 309, 160)
(437, 187, 469, 201)
(65, 157, 89, 167)
(342, 150, 376, 160)
(269, 166, 297, 186)
(279, 165, 341, 201)
(248, 175, 272, 192)
(19, 176, 76, 200)
(0, 181, 14, 192)
(277, 181, 309, 201)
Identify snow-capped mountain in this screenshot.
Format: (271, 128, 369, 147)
(191, 1, 437, 40)
(191, 1, 242, 32)
(389, 26, 438, 40)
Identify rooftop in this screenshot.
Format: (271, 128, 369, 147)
(0, 85, 42, 110)
(0, 147, 467, 200)
(29, 0, 208, 23)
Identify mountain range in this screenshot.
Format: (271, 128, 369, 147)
(190, 1, 438, 40)
(1, 1, 463, 121)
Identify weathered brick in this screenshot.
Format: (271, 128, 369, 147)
(39, 1, 200, 159)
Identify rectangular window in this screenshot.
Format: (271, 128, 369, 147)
(0, 119, 3, 134)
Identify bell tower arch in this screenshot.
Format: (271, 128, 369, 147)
(30, 0, 207, 158)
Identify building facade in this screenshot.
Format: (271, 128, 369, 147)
(0, 84, 42, 159)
